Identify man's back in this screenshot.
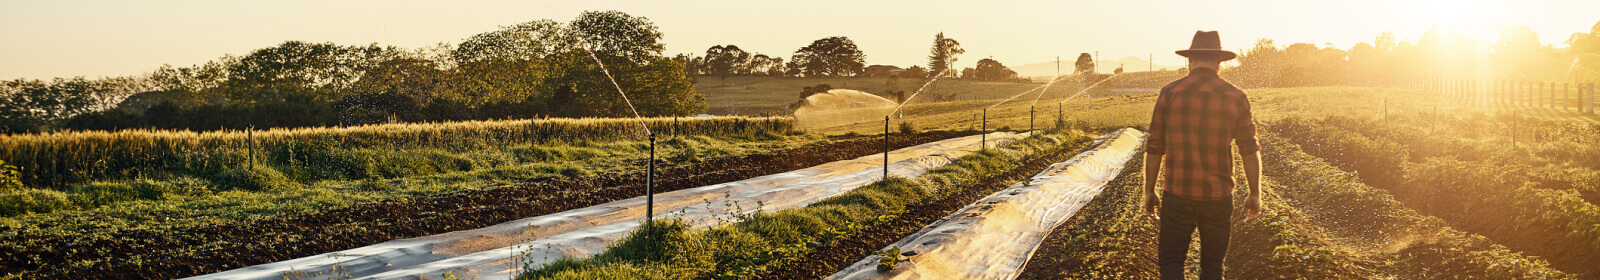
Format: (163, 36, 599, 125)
(1146, 67, 1259, 201)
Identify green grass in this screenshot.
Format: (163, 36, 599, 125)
(518, 129, 1092, 280)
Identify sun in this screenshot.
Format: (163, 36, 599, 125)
(1421, 0, 1500, 43)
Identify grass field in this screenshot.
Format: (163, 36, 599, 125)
(692, 71, 1181, 116)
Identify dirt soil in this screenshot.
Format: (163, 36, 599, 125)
(752, 130, 1097, 280)
(0, 131, 976, 279)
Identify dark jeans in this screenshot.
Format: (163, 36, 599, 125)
(1159, 192, 1232, 280)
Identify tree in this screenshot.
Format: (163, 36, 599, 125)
(568, 10, 665, 64)
(721, 45, 752, 75)
(928, 33, 964, 78)
(901, 66, 928, 79)
(1074, 53, 1095, 74)
(1113, 64, 1124, 74)
(790, 36, 866, 77)
(1570, 21, 1600, 55)
(222, 41, 387, 105)
(764, 57, 786, 77)
(971, 58, 1019, 81)
(452, 20, 569, 64)
(705, 45, 732, 82)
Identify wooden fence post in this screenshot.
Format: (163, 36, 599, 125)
(1580, 82, 1593, 114)
(248, 127, 255, 169)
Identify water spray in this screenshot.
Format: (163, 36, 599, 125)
(566, 24, 658, 228)
(882, 67, 954, 179)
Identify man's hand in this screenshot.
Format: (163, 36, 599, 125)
(1142, 192, 1161, 222)
(1240, 193, 1262, 222)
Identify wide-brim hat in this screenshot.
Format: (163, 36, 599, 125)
(1176, 30, 1237, 61)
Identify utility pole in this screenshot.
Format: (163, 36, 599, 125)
(1056, 56, 1060, 77)
(1094, 51, 1100, 74)
(1149, 53, 1153, 71)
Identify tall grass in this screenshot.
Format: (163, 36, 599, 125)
(0, 116, 794, 189)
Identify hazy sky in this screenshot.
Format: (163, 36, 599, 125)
(3, 0, 1596, 80)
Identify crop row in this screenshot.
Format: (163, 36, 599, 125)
(1268, 116, 1600, 276)
(1020, 130, 1575, 279)
(0, 116, 794, 189)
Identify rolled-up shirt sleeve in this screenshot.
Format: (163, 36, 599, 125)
(1233, 93, 1260, 154)
(1146, 86, 1172, 155)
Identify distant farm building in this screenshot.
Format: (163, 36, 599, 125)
(863, 65, 905, 77)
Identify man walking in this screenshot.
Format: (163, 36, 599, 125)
(1143, 30, 1263, 280)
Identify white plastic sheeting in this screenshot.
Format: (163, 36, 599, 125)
(188, 132, 1028, 280)
(828, 128, 1144, 280)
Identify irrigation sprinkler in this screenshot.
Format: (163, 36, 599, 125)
(1030, 106, 1035, 132)
(884, 116, 890, 179)
(568, 29, 656, 229)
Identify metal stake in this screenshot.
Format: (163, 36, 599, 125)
(981, 108, 988, 150)
(647, 133, 655, 223)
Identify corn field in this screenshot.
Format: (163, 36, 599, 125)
(0, 116, 795, 189)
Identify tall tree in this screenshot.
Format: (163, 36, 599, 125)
(971, 58, 1019, 81)
(928, 32, 964, 78)
(1073, 53, 1095, 74)
(705, 45, 732, 82)
(568, 10, 665, 64)
(790, 36, 866, 77)
(901, 65, 928, 79)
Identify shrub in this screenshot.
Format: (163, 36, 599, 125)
(0, 160, 20, 192)
(69, 180, 176, 207)
(212, 166, 297, 191)
(0, 189, 75, 217)
(898, 121, 917, 134)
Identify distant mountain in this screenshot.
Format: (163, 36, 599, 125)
(1011, 56, 1176, 79)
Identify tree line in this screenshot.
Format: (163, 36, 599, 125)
(689, 32, 1027, 83)
(1225, 22, 1600, 88)
(1, 11, 706, 134)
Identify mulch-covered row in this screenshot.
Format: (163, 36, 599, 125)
(753, 132, 1096, 279)
(2, 131, 975, 279)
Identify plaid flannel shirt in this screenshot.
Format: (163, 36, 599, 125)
(1147, 67, 1259, 201)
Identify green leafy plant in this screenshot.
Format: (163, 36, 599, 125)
(875, 246, 910, 272)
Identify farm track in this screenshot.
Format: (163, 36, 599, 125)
(1, 131, 977, 279)
(752, 130, 1097, 279)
